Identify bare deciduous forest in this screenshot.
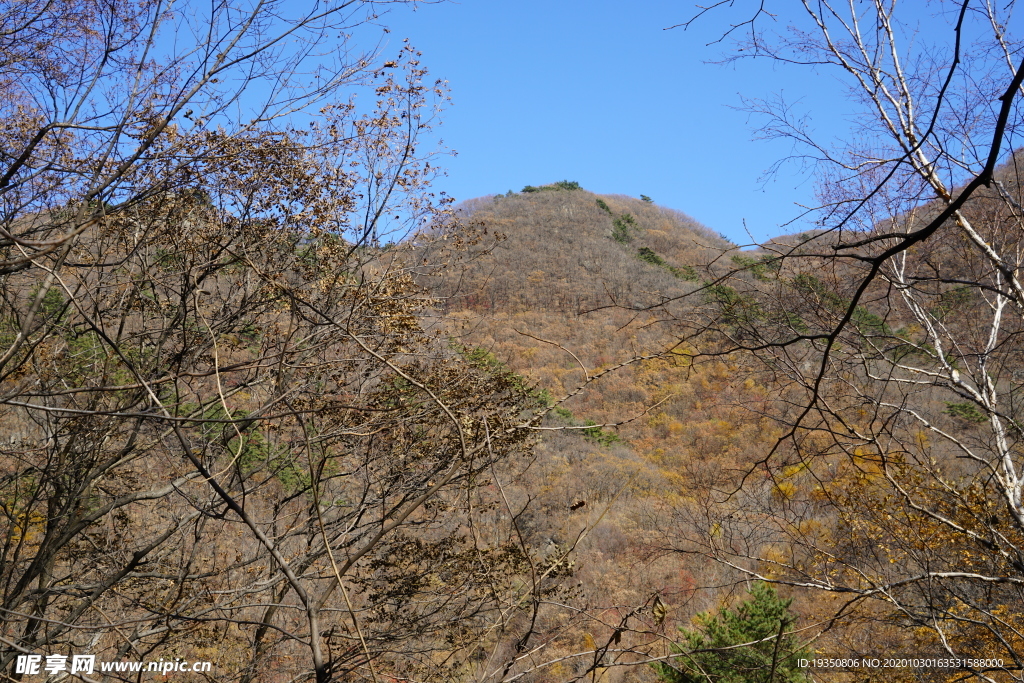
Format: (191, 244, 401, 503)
(4, 1, 1024, 682)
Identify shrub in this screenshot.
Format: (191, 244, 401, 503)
(522, 180, 581, 193)
(637, 247, 665, 266)
(612, 214, 637, 243)
(731, 254, 781, 281)
(944, 402, 987, 423)
(653, 582, 810, 683)
(582, 419, 620, 446)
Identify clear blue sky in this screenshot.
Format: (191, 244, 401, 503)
(376, 1, 855, 245)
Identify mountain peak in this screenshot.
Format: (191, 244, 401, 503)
(429, 188, 727, 315)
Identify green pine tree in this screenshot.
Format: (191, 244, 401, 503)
(653, 583, 810, 683)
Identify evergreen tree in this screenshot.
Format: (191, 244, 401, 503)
(653, 583, 810, 683)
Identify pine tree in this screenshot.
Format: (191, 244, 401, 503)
(653, 583, 810, 683)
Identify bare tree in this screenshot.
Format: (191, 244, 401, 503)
(656, 1, 1024, 678)
(0, 3, 597, 682)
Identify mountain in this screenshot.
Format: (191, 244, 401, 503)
(429, 185, 728, 316)
(417, 184, 786, 636)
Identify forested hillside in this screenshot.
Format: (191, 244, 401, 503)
(7, 156, 1024, 681)
(5, 1, 1024, 681)
(419, 173, 1024, 682)
(414, 184, 821, 680)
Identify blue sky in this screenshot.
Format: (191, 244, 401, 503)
(377, 1, 856, 245)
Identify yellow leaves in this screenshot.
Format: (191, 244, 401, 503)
(459, 415, 475, 438)
(772, 481, 797, 501)
(9, 510, 46, 546)
(647, 411, 670, 428)
(781, 462, 807, 478)
(809, 484, 830, 502)
(759, 546, 792, 580)
(652, 595, 668, 625)
(796, 518, 824, 540)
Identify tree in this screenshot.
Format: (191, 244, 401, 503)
(654, 582, 809, 683)
(662, 1, 1024, 677)
(0, 3, 579, 682)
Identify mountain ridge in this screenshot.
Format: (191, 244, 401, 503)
(428, 186, 729, 317)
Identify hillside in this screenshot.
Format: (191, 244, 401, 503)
(9, 172, 1018, 681)
(414, 176, 1024, 680)
(416, 184, 796, 672)
(0, 172, 803, 683)
(424, 183, 767, 446)
(430, 185, 727, 316)
(422, 185, 745, 415)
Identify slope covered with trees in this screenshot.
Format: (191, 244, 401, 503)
(7, 0, 1024, 680)
(420, 158, 1024, 680)
(416, 184, 815, 681)
(0, 3, 578, 682)
(646, 1, 1024, 679)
